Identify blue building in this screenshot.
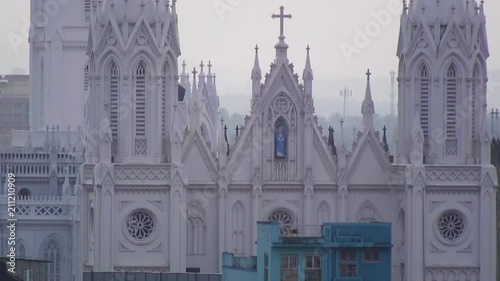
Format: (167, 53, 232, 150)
(223, 222, 392, 281)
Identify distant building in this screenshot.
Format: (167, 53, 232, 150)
(0, 75, 29, 148)
(223, 222, 392, 281)
(0, 134, 83, 281)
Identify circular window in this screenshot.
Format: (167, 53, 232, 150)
(437, 211, 466, 243)
(274, 97, 290, 113)
(126, 210, 156, 241)
(268, 209, 296, 236)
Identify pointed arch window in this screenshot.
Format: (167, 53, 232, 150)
(18, 243, 26, 258)
(187, 201, 206, 255)
(43, 239, 61, 281)
(134, 61, 147, 155)
(419, 64, 430, 153)
(108, 61, 119, 158)
(274, 118, 288, 159)
(445, 63, 458, 156)
(232, 201, 245, 255)
(317, 201, 330, 225)
(161, 62, 170, 159)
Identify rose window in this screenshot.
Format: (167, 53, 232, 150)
(274, 97, 290, 113)
(127, 210, 155, 240)
(437, 211, 466, 242)
(268, 209, 296, 236)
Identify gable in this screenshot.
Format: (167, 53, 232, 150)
(348, 133, 391, 185)
(183, 139, 215, 183)
(182, 133, 217, 183)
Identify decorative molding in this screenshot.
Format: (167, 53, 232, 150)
(119, 242, 135, 252)
(115, 187, 169, 194)
(424, 266, 479, 281)
(426, 168, 480, 183)
(312, 132, 336, 181)
(146, 243, 162, 253)
(430, 243, 445, 253)
(114, 167, 170, 181)
(147, 200, 163, 211)
(458, 201, 473, 213)
(429, 201, 446, 212)
(457, 243, 473, 253)
(119, 201, 133, 212)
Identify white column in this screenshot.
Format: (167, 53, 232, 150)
(480, 173, 496, 281)
(337, 185, 347, 222)
(169, 179, 186, 272)
(252, 186, 262, 255)
(410, 171, 424, 281)
(218, 187, 227, 270)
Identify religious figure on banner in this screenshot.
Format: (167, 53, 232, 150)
(275, 124, 287, 158)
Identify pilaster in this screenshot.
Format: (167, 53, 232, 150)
(252, 168, 263, 255)
(479, 167, 497, 281)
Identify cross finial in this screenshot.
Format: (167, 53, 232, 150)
(220, 116, 224, 126)
(491, 108, 496, 119)
(366, 69, 371, 80)
(192, 67, 197, 77)
(340, 118, 345, 126)
(200, 61, 204, 73)
(383, 125, 387, 134)
(255, 44, 259, 53)
(182, 60, 186, 72)
(306, 45, 310, 54)
(208, 61, 213, 73)
(272, 6, 292, 42)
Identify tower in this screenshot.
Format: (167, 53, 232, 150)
(29, 0, 90, 130)
(396, 2, 496, 281)
(82, 0, 189, 273)
(396, 0, 489, 165)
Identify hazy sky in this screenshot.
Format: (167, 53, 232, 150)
(1, 0, 500, 114)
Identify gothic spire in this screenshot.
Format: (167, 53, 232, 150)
(338, 119, 348, 169)
(251, 45, 262, 81)
(303, 45, 313, 81)
(62, 166, 72, 196)
(361, 69, 375, 132)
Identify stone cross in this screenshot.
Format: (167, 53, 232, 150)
(366, 69, 371, 80)
(272, 6, 292, 40)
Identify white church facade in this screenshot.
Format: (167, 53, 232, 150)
(0, 0, 496, 281)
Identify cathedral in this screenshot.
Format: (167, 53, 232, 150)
(0, 0, 497, 281)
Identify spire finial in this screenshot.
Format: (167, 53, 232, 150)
(366, 69, 371, 80)
(255, 44, 259, 53)
(208, 61, 213, 73)
(140, 0, 145, 11)
(182, 60, 186, 73)
(271, 6, 292, 43)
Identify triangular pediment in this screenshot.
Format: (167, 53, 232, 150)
(182, 131, 217, 183)
(93, 18, 126, 54)
(125, 17, 161, 55)
(226, 126, 254, 182)
(312, 127, 336, 182)
(347, 131, 391, 185)
(438, 22, 470, 57)
(260, 64, 303, 114)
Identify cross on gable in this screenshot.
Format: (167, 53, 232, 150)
(272, 6, 292, 40)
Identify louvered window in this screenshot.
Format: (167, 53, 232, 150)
(84, 0, 91, 22)
(135, 62, 146, 138)
(84, 64, 89, 92)
(445, 64, 458, 156)
(420, 65, 430, 141)
(109, 62, 119, 157)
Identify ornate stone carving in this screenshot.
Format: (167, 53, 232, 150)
(426, 168, 480, 182)
(114, 167, 170, 181)
(424, 267, 479, 281)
